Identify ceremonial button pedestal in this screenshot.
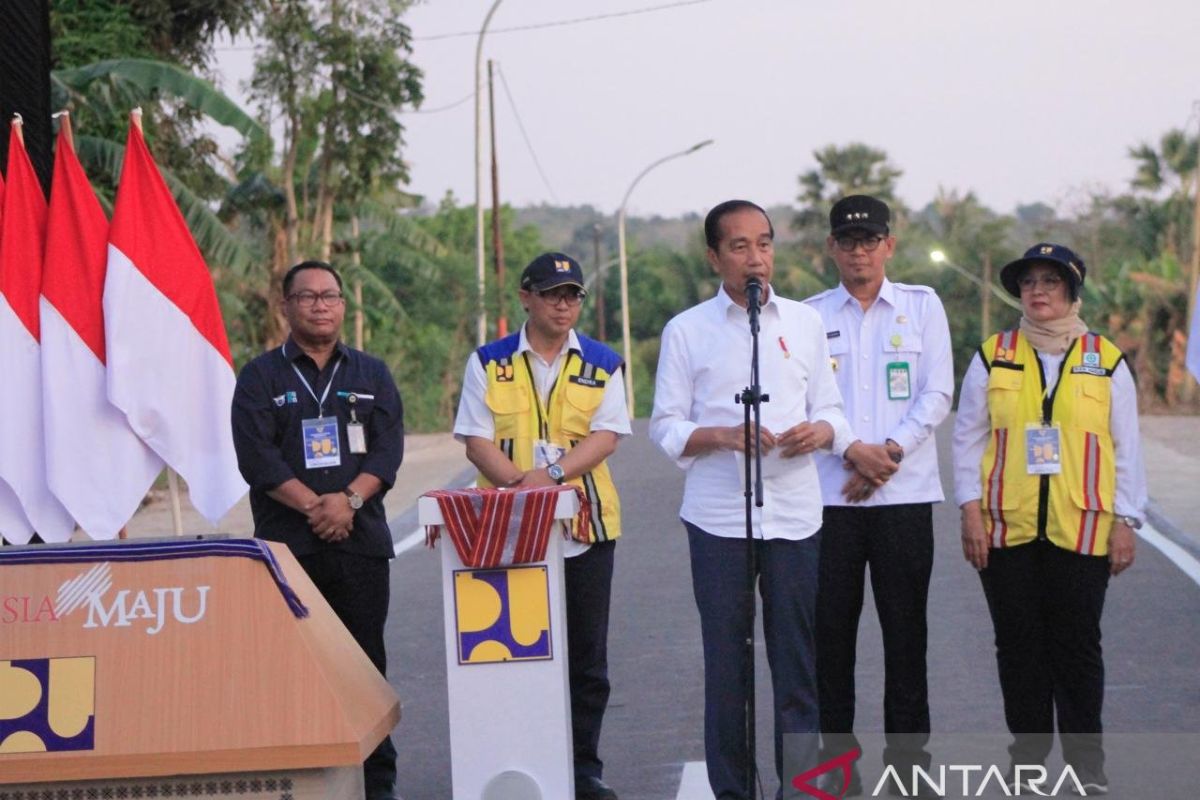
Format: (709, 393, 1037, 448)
(419, 487, 580, 800)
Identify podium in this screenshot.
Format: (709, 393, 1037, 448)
(0, 537, 399, 800)
(419, 488, 580, 800)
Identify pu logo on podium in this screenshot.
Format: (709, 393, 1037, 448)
(453, 566, 552, 664)
(0, 657, 96, 754)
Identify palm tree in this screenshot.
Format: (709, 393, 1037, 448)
(52, 57, 267, 274)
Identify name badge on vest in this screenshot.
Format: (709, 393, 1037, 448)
(886, 362, 911, 400)
(302, 416, 342, 469)
(534, 439, 567, 470)
(1025, 422, 1062, 475)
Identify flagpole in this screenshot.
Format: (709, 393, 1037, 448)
(166, 468, 184, 536)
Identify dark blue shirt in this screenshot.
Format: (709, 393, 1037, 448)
(231, 338, 404, 558)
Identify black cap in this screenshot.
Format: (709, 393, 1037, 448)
(999, 243, 1086, 298)
(520, 252, 586, 293)
(830, 195, 891, 236)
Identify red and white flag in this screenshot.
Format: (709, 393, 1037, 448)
(0, 117, 76, 543)
(0, 163, 38, 545)
(42, 120, 164, 539)
(103, 112, 246, 524)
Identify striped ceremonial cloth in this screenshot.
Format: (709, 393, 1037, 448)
(0, 538, 308, 618)
(424, 485, 591, 568)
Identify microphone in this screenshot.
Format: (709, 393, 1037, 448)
(745, 277, 762, 309)
(745, 277, 762, 333)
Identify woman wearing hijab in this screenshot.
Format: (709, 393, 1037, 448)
(952, 243, 1147, 796)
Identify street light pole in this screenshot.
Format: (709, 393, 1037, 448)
(474, 0, 504, 346)
(930, 249, 1020, 340)
(617, 138, 713, 414)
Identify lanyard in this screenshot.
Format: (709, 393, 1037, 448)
(522, 351, 571, 440)
(286, 347, 342, 417)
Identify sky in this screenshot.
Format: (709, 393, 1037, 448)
(214, 0, 1200, 218)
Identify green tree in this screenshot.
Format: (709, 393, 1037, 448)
(1127, 128, 1198, 261)
(792, 143, 905, 275)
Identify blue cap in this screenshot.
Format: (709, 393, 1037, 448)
(1000, 243, 1086, 298)
(520, 252, 586, 293)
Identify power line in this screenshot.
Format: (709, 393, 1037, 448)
(495, 63, 558, 204)
(415, 0, 712, 42)
(403, 92, 474, 115)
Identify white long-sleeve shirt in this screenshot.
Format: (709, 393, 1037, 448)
(804, 279, 954, 506)
(650, 285, 854, 540)
(952, 349, 1148, 522)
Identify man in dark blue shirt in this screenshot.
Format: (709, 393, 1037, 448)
(231, 260, 404, 800)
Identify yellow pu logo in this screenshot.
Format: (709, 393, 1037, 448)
(0, 657, 96, 753)
(454, 566, 552, 664)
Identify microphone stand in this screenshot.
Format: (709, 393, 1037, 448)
(735, 279, 768, 800)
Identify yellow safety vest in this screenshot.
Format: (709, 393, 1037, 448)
(979, 330, 1123, 555)
(476, 333, 623, 542)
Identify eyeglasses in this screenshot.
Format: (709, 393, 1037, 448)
(834, 235, 886, 253)
(1017, 275, 1064, 292)
(535, 288, 585, 307)
(287, 290, 345, 307)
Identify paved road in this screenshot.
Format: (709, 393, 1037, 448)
(385, 418, 1200, 799)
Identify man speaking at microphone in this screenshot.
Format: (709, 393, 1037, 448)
(650, 200, 853, 799)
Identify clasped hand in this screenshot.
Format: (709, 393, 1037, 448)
(306, 493, 355, 542)
(840, 441, 902, 503)
(727, 421, 832, 458)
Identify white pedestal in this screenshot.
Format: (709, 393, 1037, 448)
(418, 492, 579, 800)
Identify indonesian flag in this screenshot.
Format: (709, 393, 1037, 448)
(103, 113, 246, 524)
(0, 164, 39, 545)
(0, 118, 76, 543)
(42, 120, 164, 539)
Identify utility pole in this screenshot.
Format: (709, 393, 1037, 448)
(474, 0, 504, 346)
(352, 215, 363, 350)
(488, 60, 507, 338)
(593, 223, 606, 341)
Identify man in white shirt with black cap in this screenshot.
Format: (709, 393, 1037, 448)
(805, 195, 954, 795)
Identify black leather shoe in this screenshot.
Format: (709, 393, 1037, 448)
(576, 775, 618, 800)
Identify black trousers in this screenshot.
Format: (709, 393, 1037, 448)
(979, 539, 1110, 778)
(686, 523, 821, 800)
(565, 539, 616, 781)
(298, 550, 397, 800)
(816, 503, 933, 772)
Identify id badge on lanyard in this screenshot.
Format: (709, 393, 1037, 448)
(524, 352, 569, 469)
(291, 352, 343, 469)
(303, 416, 342, 468)
(1025, 422, 1062, 475)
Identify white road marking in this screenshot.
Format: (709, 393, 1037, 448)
(676, 761, 715, 800)
(393, 473, 477, 557)
(1139, 522, 1200, 587)
(393, 527, 425, 557)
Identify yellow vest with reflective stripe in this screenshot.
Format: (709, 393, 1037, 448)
(476, 333, 623, 542)
(979, 330, 1122, 555)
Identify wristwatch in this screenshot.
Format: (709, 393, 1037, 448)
(343, 488, 364, 510)
(547, 463, 566, 485)
(1119, 515, 1143, 530)
(885, 438, 904, 464)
